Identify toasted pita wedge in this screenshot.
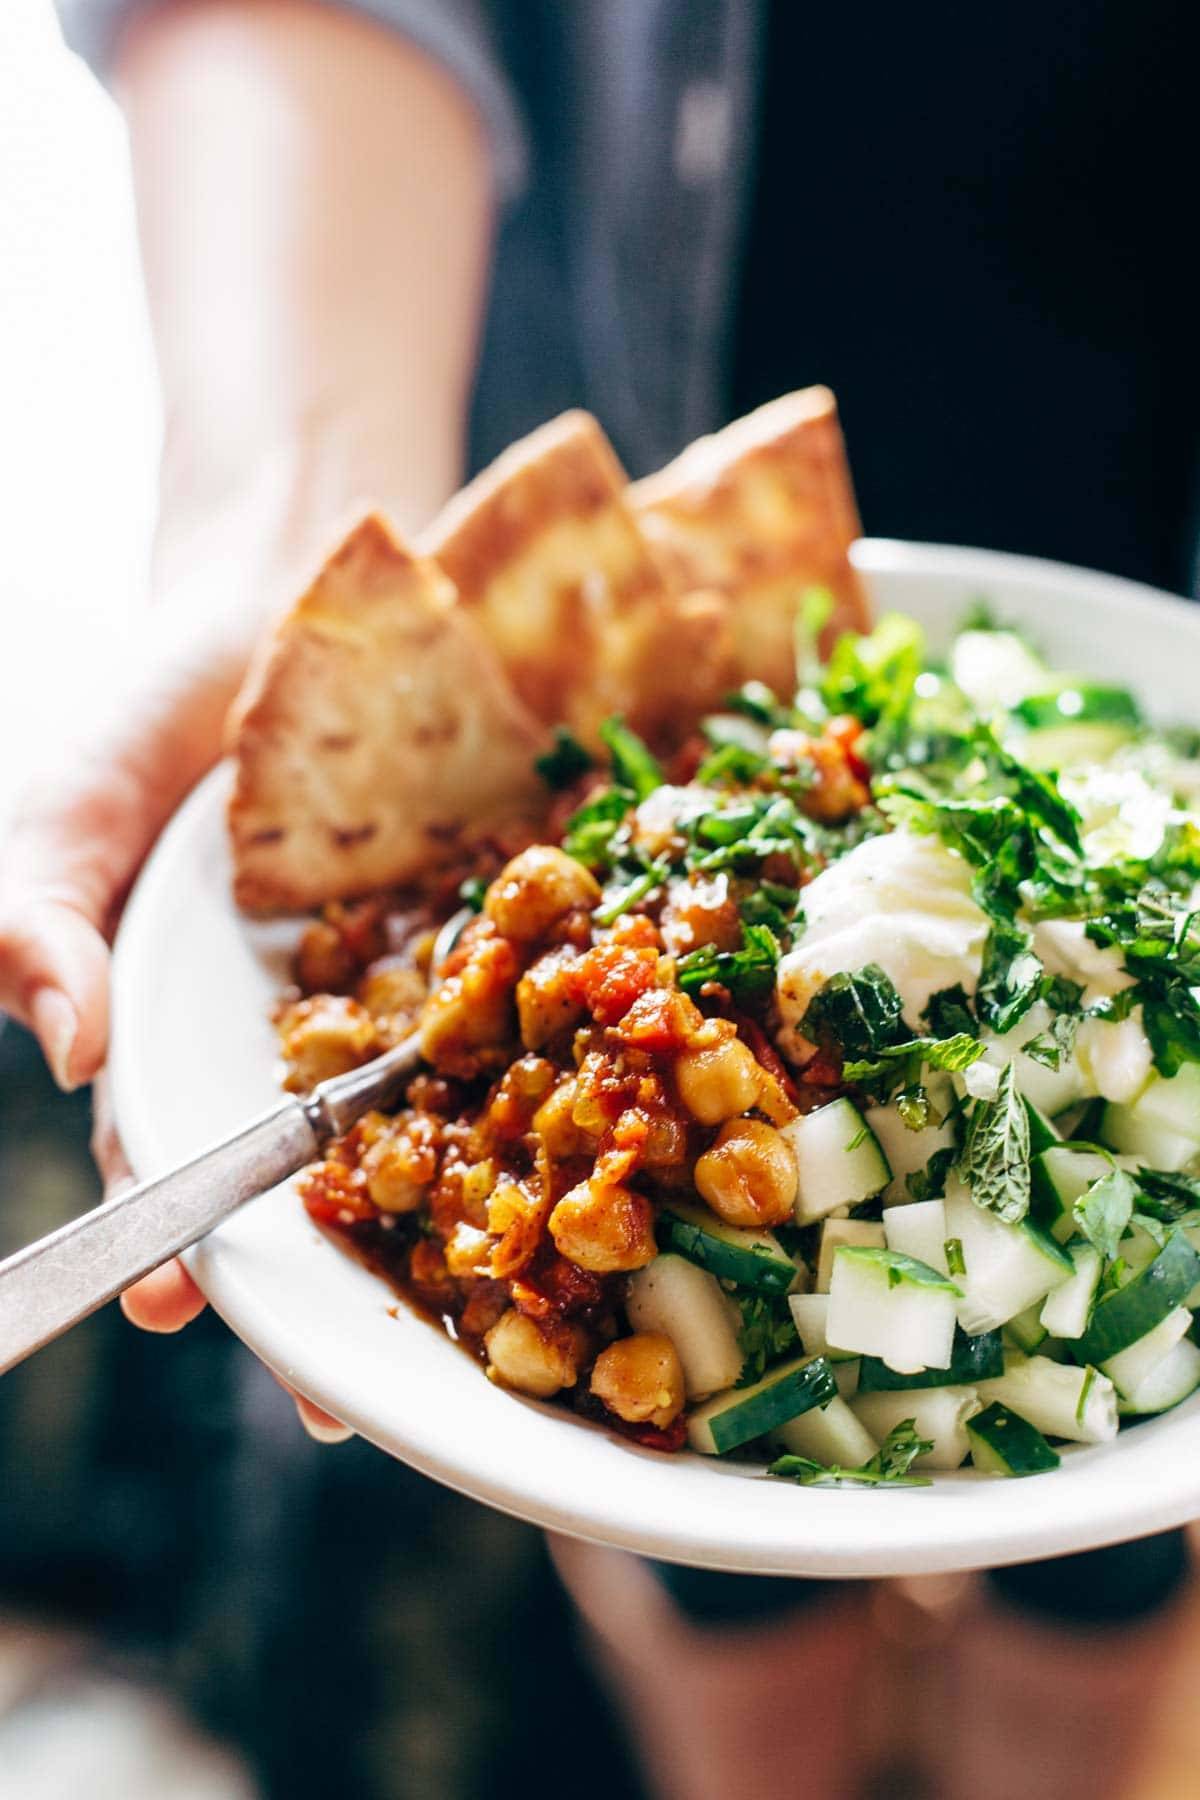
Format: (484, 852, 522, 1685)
(421, 410, 732, 745)
(629, 386, 872, 697)
(229, 514, 548, 913)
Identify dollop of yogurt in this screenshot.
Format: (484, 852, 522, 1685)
(775, 829, 989, 1057)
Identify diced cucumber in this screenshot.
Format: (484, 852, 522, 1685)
(977, 1352, 1117, 1444)
(833, 1361, 860, 1400)
(626, 1255, 743, 1399)
(1023, 1098, 1062, 1157)
(975, 1005, 1086, 1118)
(826, 1247, 960, 1375)
(1118, 1337, 1200, 1416)
(1004, 1303, 1048, 1356)
(687, 1355, 837, 1456)
(858, 1326, 1003, 1392)
(883, 1199, 949, 1275)
(966, 1402, 1061, 1476)
(1039, 1243, 1102, 1339)
(773, 1395, 878, 1468)
(1011, 684, 1141, 733)
(1072, 1232, 1200, 1365)
(1121, 1061, 1200, 1136)
(865, 1098, 955, 1206)
(944, 1177, 1072, 1333)
(1011, 721, 1135, 772)
(1101, 1076, 1200, 1169)
(783, 1099, 891, 1225)
(787, 1293, 855, 1363)
(1031, 1147, 1114, 1243)
(1100, 1306, 1192, 1399)
(851, 1386, 980, 1470)
(658, 1203, 797, 1294)
(816, 1218, 886, 1292)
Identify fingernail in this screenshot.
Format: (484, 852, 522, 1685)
(299, 1410, 354, 1445)
(30, 987, 79, 1091)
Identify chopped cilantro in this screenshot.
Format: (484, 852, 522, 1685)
(675, 923, 781, 1005)
(735, 1293, 799, 1387)
(769, 1418, 934, 1488)
(534, 727, 594, 790)
(598, 717, 664, 802)
(561, 787, 631, 870)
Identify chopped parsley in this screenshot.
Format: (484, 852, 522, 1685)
(769, 1418, 934, 1488)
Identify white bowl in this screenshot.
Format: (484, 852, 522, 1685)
(110, 540, 1200, 1575)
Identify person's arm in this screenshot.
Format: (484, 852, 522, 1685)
(0, 0, 496, 1380)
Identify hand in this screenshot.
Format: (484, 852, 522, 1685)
(0, 523, 352, 1443)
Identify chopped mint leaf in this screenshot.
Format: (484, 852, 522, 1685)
(959, 1064, 1031, 1225)
(534, 727, 594, 790)
(801, 965, 907, 1061)
(976, 919, 1044, 1035)
(1073, 1168, 1138, 1262)
(923, 985, 978, 1041)
(1137, 1168, 1200, 1222)
(843, 1031, 984, 1084)
(769, 1418, 934, 1488)
(907, 1145, 958, 1203)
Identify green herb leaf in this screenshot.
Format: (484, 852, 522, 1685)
(923, 985, 978, 1041)
(842, 1031, 984, 1084)
(906, 1145, 958, 1203)
(976, 919, 1044, 1035)
(769, 1418, 934, 1488)
(801, 965, 907, 1061)
(458, 875, 488, 912)
(1073, 1168, 1138, 1262)
(561, 787, 632, 870)
(959, 1064, 1032, 1225)
(675, 923, 781, 1005)
(735, 1294, 800, 1387)
(598, 717, 664, 802)
(534, 727, 594, 790)
(593, 856, 671, 926)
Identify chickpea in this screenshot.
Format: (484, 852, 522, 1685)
(361, 1123, 435, 1214)
(484, 845, 601, 942)
(694, 1119, 798, 1227)
(295, 919, 356, 993)
(358, 959, 427, 1024)
(278, 995, 379, 1093)
(485, 1309, 580, 1397)
(419, 934, 518, 1074)
(516, 946, 585, 1049)
(533, 1079, 592, 1158)
(591, 1333, 685, 1428)
(549, 1178, 657, 1273)
(674, 1024, 763, 1124)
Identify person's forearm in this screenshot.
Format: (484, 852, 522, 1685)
(117, 0, 494, 612)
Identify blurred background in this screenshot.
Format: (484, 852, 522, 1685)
(0, 5, 643, 1796)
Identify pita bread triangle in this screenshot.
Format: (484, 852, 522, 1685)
(228, 513, 549, 913)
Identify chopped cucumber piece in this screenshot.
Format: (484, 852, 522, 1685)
(883, 1198, 949, 1275)
(1073, 1233, 1200, 1365)
(1100, 1099, 1200, 1172)
(627, 1254, 743, 1399)
(1100, 1306, 1192, 1399)
(1004, 1303, 1049, 1356)
(944, 1176, 1072, 1333)
(975, 1005, 1086, 1118)
(1123, 1061, 1200, 1136)
(967, 1402, 1061, 1476)
(826, 1247, 960, 1375)
(950, 629, 1049, 713)
(977, 1352, 1117, 1444)
(687, 1355, 837, 1456)
(858, 1326, 1003, 1392)
(1031, 1147, 1114, 1244)
(1023, 1098, 1062, 1157)
(1039, 1243, 1102, 1339)
(1011, 684, 1141, 733)
(774, 1395, 878, 1468)
(851, 1385, 980, 1470)
(658, 1203, 797, 1293)
(783, 1099, 891, 1225)
(833, 1360, 861, 1400)
(1011, 721, 1135, 771)
(866, 1097, 955, 1206)
(816, 1218, 886, 1293)
(787, 1293, 850, 1361)
(1118, 1337, 1200, 1416)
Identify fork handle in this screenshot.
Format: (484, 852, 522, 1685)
(0, 1099, 318, 1376)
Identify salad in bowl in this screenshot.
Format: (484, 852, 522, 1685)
(273, 601, 1200, 1489)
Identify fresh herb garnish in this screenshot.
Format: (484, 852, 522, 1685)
(676, 923, 781, 1005)
(906, 1145, 958, 1202)
(598, 717, 663, 801)
(801, 965, 907, 1062)
(1073, 1167, 1138, 1262)
(769, 1418, 934, 1488)
(923, 985, 978, 1041)
(842, 1032, 984, 1084)
(976, 918, 1044, 1035)
(534, 726, 594, 790)
(735, 1293, 799, 1387)
(959, 1064, 1031, 1224)
(561, 787, 631, 869)
(458, 874, 489, 912)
